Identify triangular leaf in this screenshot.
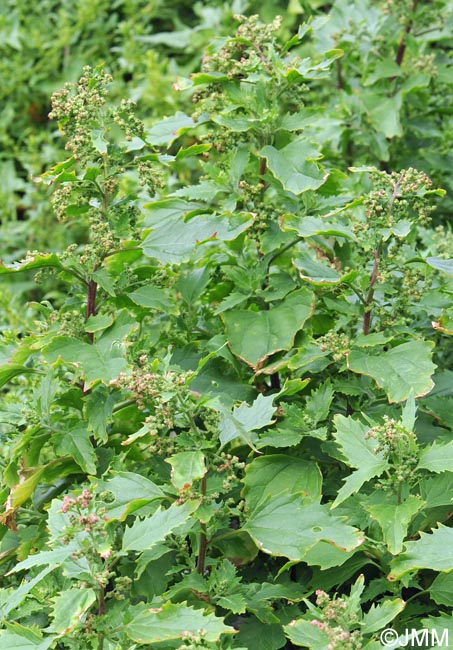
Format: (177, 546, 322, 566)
(347, 341, 436, 403)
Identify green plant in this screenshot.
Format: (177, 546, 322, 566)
(1, 6, 453, 650)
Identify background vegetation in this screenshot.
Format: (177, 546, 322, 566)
(1, 1, 453, 648)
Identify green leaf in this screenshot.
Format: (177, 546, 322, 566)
(361, 598, 405, 634)
(216, 593, 247, 614)
(389, 524, 453, 580)
(9, 547, 74, 573)
(128, 285, 177, 314)
(425, 257, 453, 275)
(0, 253, 63, 276)
(230, 394, 276, 431)
(189, 71, 229, 85)
(260, 140, 328, 195)
(331, 415, 388, 508)
(277, 110, 316, 131)
(0, 566, 55, 618)
(126, 601, 234, 644)
(305, 381, 334, 425)
(284, 618, 331, 648)
(281, 215, 356, 240)
(364, 92, 402, 138)
(222, 289, 314, 368)
(235, 618, 286, 650)
(0, 626, 53, 650)
(418, 441, 453, 473)
(0, 364, 36, 389)
(347, 341, 436, 403)
(243, 494, 363, 561)
(90, 129, 108, 154)
(146, 112, 197, 146)
(177, 266, 211, 304)
(7, 458, 80, 509)
(421, 614, 453, 647)
(294, 257, 358, 286)
(122, 500, 199, 552)
(48, 587, 96, 634)
(85, 313, 114, 333)
(216, 393, 276, 448)
(92, 268, 116, 296)
(213, 113, 265, 132)
(243, 455, 322, 510)
(84, 385, 116, 443)
(362, 494, 424, 554)
(166, 451, 206, 490)
(142, 212, 253, 264)
(175, 143, 212, 160)
(302, 541, 357, 570)
(95, 471, 164, 520)
(429, 572, 453, 606)
(419, 474, 453, 508)
(44, 310, 133, 388)
(401, 391, 417, 432)
(363, 59, 403, 86)
(285, 49, 343, 82)
(54, 425, 96, 475)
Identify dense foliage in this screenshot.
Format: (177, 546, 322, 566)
(1, 1, 453, 648)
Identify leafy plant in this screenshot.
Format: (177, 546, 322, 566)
(1, 4, 453, 650)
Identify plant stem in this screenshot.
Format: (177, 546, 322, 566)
(266, 236, 301, 269)
(86, 279, 98, 343)
(97, 588, 105, 650)
(363, 245, 380, 335)
(363, 170, 405, 334)
(394, 2, 417, 69)
(395, 21, 412, 67)
(196, 474, 208, 575)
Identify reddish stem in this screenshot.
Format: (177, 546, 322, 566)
(86, 279, 98, 343)
(196, 474, 208, 574)
(395, 21, 412, 67)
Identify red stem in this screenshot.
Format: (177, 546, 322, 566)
(86, 279, 98, 343)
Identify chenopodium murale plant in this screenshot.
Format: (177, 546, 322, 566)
(175, 13, 342, 248)
(38, 64, 164, 329)
(112, 355, 246, 557)
(346, 166, 445, 334)
(285, 575, 404, 649)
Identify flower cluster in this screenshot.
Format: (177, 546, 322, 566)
(49, 66, 113, 163)
(213, 452, 246, 493)
(61, 490, 108, 548)
(354, 168, 436, 247)
(114, 364, 192, 413)
(201, 15, 282, 79)
(50, 184, 74, 221)
(176, 629, 210, 650)
(365, 415, 419, 488)
(59, 489, 113, 584)
(49, 308, 86, 337)
(79, 211, 119, 268)
(317, 331, 350, 362)
(304, 590, 363, 650)
(137, 159, 165, 195)
(111, 98, 144, 140)
(190, 14, 282, 128)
